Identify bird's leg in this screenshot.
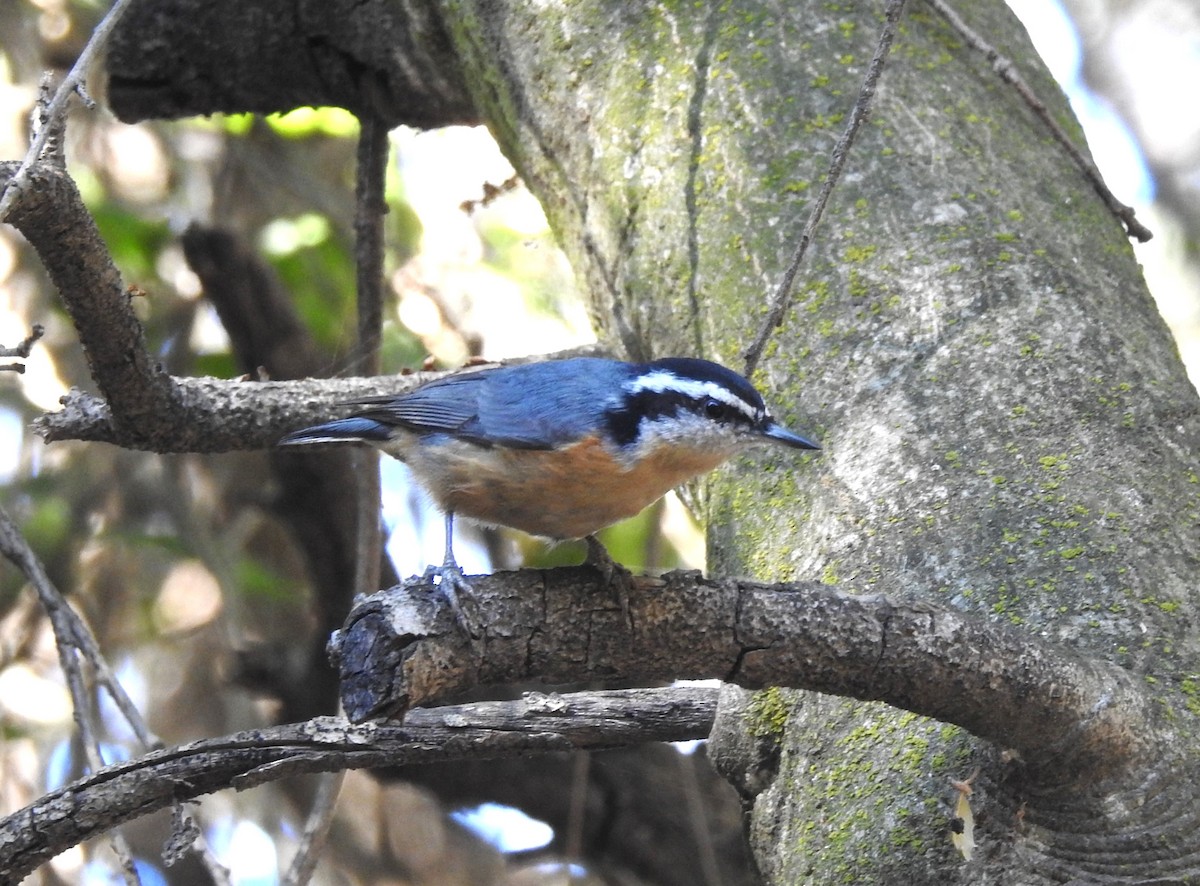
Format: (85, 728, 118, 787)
(422, 511, 478, 638)
(584, 534, 633, 627)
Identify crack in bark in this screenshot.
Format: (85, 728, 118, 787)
(869, 603, 893, 697)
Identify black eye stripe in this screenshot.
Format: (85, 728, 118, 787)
(604, 390, 758, 448)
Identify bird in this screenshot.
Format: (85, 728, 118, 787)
(279, 356, 819, 632)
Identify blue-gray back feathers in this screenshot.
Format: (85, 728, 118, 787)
(286, 358, 632, 451)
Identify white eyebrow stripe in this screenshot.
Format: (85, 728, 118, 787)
(627, 371, 761, 420)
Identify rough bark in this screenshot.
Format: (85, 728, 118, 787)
(432, 1, 1200, 881)
(105, 0, 477, 127)
(332, 569, 1159, 789)
(2, 160, 182, 435)
(32, 373, 425, 449)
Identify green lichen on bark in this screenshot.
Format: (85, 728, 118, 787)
(438, 0, 1200, 880)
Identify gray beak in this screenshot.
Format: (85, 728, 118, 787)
(761, 421, 821, 450)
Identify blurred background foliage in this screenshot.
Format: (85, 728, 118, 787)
(0, 0, 1198, 883)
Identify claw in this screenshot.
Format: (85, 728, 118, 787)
(431, 561, 479, 639)
(584, 534, 633, 628)
(417, 510, 479, 639)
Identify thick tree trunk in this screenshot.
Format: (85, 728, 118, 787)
(440, 1, 1200, 881)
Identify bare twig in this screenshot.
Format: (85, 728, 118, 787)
(0, 509, 142, 884)
(0, 506, 229, 884)
(282, 772, 345, 886)
(0, 507, 157, 749)
(0, 0, 137, 222)
(0, 688, 718, 882)
(924, 0, 1152, 243)
(54, 596, 141, 886)
(0, 325, 44, 359)
(0, 324, 44, 373)
(743, 0, 908, 376)
(351, 116, 389, 379)
(459, 173, 520, 214)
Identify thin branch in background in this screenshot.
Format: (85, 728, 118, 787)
(350, 114, 389, 613)
(0, 0, 136, 221)
(0, 506, 139, 885)
(0, 507, 149, 739)
(677, 750, 722, 886)
(0, 324, 44, 373)
(0, 507, 154, 748)
(351, 114, 389, 380)
(924, 0, 1153, 243)
(0, 688, 718, 882)
(743, 0, 908, 376)
(564, 750, 591, 863)
(0, 507, 231, 884)
(60, 628, 142, 885)
(282, 771, 345, 886)
(459, 172, 520, 213)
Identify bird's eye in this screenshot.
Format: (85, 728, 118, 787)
(704, 398, 728, 421)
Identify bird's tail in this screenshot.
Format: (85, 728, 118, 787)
(278, 417, 391, 446)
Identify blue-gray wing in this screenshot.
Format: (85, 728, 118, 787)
(349, 359, 627, 450)
(350, 370, 490, 436)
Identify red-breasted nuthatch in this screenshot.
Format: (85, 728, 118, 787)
(280, 356, 819, 627)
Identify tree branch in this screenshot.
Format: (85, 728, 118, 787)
(0, 0, 136, 221)
(0, 688, 716, 883)
(2, 160, 182, 440)
(105, 0, 478, 127)
(0, 507, 145, 885)
(0, 507, 231, 883)
(332, 568, 1161, 788)
(2, 160, 419, 457)
(32, 345, 608, 451)
(0, 324, 44, 374)
(33, 375, 427, 450)
(348, 113, 388, 608)
(924, 0, 1153, 242)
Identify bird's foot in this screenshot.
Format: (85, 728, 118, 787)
(584, 535, 634, 628)
(420, 561, 480, 639)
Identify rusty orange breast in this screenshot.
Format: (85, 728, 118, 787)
(407, 435, 733, 539)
